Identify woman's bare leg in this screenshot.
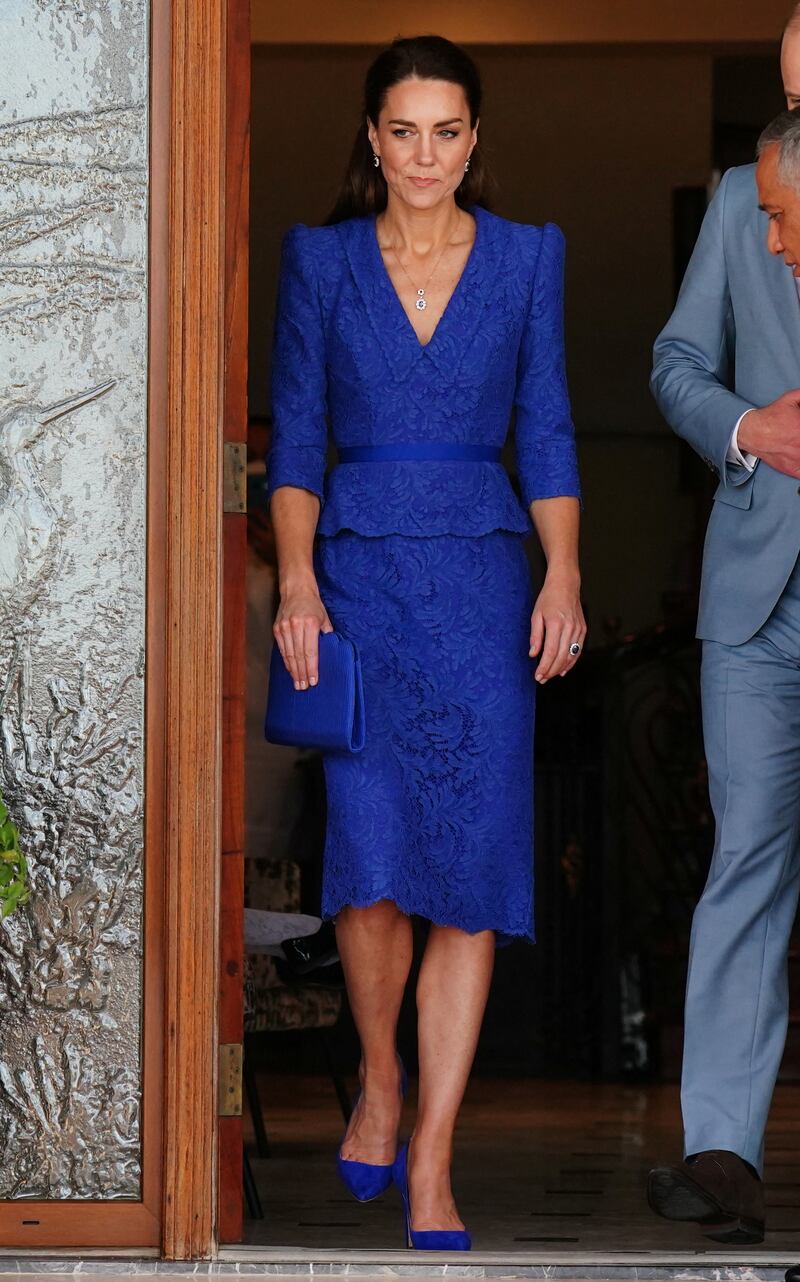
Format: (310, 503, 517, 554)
(336, 898, 414, 1163)
(408, 924, 495, 1229)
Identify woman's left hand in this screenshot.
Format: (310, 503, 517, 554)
(529, 568, 586, 683)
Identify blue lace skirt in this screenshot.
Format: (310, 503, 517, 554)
(313, 530, 537, 944)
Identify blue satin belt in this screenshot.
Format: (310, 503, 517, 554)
(337, 443, 502, 464)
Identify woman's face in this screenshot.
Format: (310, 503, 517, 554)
(367, 76, 478, 211)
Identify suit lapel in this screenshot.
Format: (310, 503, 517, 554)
(420, 205, 501, 379)
(337, 215, 423, 381)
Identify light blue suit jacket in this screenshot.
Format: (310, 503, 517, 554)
(651, 163, 800, 645)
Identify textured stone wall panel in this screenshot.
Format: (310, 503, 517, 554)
(0, 1, 149, 1200)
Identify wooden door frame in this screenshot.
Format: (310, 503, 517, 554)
(157, 0, 231, 1259)
(217, 0, 250, 1248)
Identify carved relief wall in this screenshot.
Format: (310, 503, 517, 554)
(0, 2, 149, 1198)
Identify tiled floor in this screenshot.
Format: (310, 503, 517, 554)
(240, 1075, 800, 1253)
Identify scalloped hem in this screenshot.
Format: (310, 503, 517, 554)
(321, 890, 535, 948)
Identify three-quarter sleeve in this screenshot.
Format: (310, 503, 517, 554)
(513, 222, 581, 508)
(265, 224, 328, 509)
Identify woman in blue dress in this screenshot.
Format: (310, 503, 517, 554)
(266, 35, 584, 1250)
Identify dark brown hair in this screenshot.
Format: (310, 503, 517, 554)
(324, 34, 494, 224)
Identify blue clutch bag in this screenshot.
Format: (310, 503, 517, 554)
(264, 630, 366, 753)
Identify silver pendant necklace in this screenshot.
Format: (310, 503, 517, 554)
(389, 220, 456, 311)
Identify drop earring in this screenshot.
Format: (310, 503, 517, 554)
(464, 156, 471, 172)
(373, 153, 380, 168)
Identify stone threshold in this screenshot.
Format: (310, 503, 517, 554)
(0, 1248, 797, 1280)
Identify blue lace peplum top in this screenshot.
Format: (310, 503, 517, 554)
(265, 203, 581, 538)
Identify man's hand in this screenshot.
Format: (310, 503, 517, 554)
(738, 390, 800, 477)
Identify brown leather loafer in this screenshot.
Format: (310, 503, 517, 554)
(647, 1149, 764, 1245)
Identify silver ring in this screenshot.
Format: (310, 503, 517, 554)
(569, 642, 582, 657)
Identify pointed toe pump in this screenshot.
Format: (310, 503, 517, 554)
(336, 1148, 394, 1202)
(336, 1058, 409, 1202)
(393, 1141, 472, 1252)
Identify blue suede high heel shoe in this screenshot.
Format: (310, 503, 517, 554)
(392, 1140, 472, 1251)
(336, 1058, 409, 1201)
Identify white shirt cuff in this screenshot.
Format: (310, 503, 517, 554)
(727, 410, 758, 471)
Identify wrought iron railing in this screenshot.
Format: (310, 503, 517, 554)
(528, 622, 713, 1079)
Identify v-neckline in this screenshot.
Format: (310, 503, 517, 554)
(370, 205, 481, 353)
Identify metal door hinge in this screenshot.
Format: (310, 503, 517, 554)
(223, 442, 247, 513)
(218, 1042, 243, 1116)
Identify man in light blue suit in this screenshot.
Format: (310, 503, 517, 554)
(648, 31, 800, 1246)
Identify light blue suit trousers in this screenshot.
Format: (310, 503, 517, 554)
(686, 563, 800, 1173)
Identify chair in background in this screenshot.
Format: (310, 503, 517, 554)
(242, 855, 351, 1171)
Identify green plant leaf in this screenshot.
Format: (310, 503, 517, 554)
(0, 789, 28, 918)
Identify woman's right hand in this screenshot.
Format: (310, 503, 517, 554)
(273, 578, 334, 690)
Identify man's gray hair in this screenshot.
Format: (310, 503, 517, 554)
(757, 107, 800, 192)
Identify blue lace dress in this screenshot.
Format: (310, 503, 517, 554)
(266, 204, 580, 943)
